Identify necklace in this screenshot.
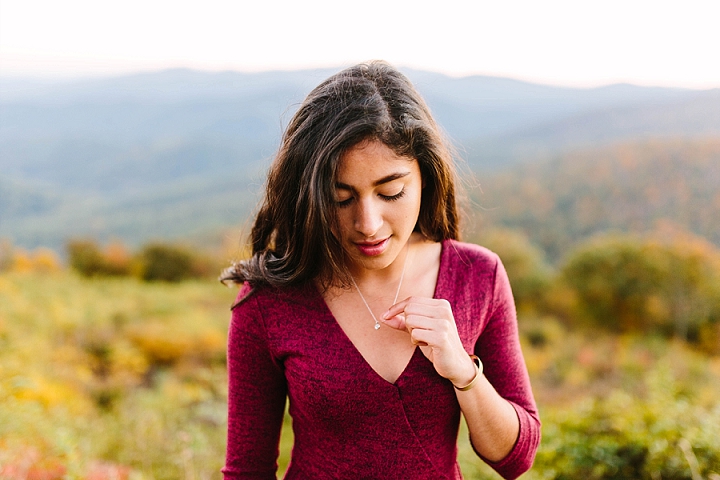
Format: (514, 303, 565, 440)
(350, 242, 410, 330)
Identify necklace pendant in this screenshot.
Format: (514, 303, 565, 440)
(350, 241, 410, 331)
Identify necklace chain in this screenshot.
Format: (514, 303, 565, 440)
(350, 243, 410, 330)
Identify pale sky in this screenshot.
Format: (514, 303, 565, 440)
(1, 0, 719, 88)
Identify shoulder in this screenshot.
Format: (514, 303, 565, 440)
(230, 281, 325, 333)
(441, 239, 501, 273)
(437, 240, 509, 348)
(231, 281, 314, 309)
(230, 282, 255, 309)
(436, 239, 505, 302)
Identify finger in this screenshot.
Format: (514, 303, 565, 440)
(381, 312, 407, 331)
(383, 298, 410, 320)
(384, 311, 437, 334)
(406, 317, 456, 345)
(383, 296, 447, 320)
(409, 327, 434, 347)
(404, 314, 438, 331)
(403, 303, 454, 322)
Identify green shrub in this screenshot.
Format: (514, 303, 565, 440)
(560, 232, 720, 340)
(134, 243, 195, 282)
(527, 364, 720, 480)
(471, 228, 552, 312)
(67, 239, 131, 277)
(67, 239, 107, 277)
(0, 239, 13, 272)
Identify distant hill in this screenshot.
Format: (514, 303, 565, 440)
(406, 72, 697, 145)
(473, 138, 720, 262)
(469, 89, 720, 168)
(2, 68, 720, 250)
(2, 68, 712, 188)
(0, 167, 265, 251)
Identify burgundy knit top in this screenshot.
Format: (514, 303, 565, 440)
(223, 240, 540, 479)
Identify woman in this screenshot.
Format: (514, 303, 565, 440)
(221, 61, 540, 480)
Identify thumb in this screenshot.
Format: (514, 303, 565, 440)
(381, 312, 407, 331)
(381, 298, 409, 331)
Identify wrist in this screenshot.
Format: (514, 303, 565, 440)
(453, 355, 483, 392)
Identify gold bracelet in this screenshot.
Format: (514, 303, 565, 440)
(453, 355, 483, 391)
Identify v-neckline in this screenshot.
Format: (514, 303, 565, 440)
(314, 240, 448, 386)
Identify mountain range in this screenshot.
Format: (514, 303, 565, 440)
(1, 67, 719, 252)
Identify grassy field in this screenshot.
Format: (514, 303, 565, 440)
(1, 270, 719, 479)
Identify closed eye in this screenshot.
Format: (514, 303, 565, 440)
(336, 197, 353, 208)
(380, 189, 406, 202)
(335, 189, 406, 208)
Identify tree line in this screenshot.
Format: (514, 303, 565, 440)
(0, 238, 223, 282)
(476, 138, 720, 263)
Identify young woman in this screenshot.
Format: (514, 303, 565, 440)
(221, 61, 540, 480)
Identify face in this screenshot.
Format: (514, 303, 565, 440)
(334, 139, 423, 275)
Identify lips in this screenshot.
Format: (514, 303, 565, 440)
(354, 237, 390, 256)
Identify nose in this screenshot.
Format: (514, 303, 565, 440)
(354, 198, 383, 237)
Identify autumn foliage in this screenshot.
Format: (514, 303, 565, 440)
(63, 239, 218, 282)
(560, 228, 720, 352)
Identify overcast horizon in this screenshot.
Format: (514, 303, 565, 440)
(1, 64, 717, 93)
(2, 0, 720, 90)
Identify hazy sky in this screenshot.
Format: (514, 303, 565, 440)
(1, 0, 719, 88)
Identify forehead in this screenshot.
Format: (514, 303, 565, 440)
(337, 140, 418, 181)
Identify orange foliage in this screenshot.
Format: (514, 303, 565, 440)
(126, 322, 225, 367)
(0, 449, 65, 480)
(85, 462, 131, 480)
(0, 448, 131, 480)
(1, 245, 62, 273)
(11, 250, 34, 273)
(103, 241, 131, 274)
(32, 248, 61, 273)
(476, 138, 720, 263)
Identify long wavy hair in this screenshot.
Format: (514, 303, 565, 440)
(221, 61, 460, 290)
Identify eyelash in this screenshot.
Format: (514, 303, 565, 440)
(336, 189, 406, 208)
(381, 190, 406, 202)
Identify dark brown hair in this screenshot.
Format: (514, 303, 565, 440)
(221, 61, 460, 289)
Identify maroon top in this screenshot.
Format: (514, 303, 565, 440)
(223, 240, 540, 479)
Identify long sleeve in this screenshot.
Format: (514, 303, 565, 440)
(223, 284, 287, 479)
(473, 254, 541, 479)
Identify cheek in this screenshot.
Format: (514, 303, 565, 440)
(408, 191, 423, 221)
(393, 198, 422, 231)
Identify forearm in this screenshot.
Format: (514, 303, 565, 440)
(455, 368, 520, 462)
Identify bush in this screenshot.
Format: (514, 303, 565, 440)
(0, 241, 62, 274)
(0, 239, 13, 272)
(67, 239, 130, 277)
(134, 243, 195, 282)
(31, 248, 61, 273)
(526, 364, 720, 480)
(560, 232, 720, 340)
(471, 228, 552, 312)
(66, 239, 218, 282)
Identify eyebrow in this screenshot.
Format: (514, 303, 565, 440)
(335, 172, 411, 190)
